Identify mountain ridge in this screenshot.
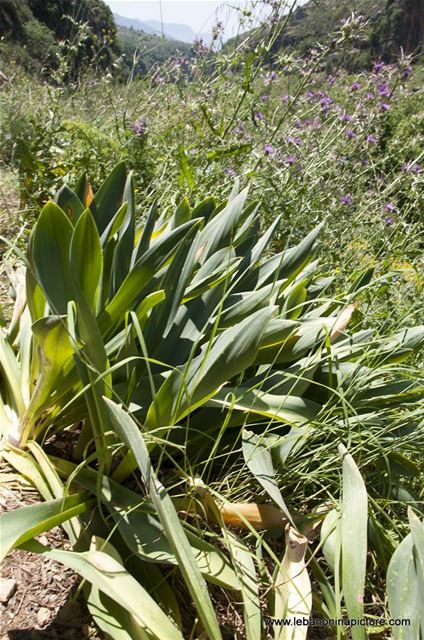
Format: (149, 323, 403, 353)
(113, 12, 211, 44)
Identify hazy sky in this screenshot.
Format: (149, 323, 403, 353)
(105, 1, 270, 37)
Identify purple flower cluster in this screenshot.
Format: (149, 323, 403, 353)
(132, 117, 148, 137)
(264, 70, 277, 85)
(401, 65, 412, 80)
(373, 61, 385, 74)
(401, 162, 422, 174)
(263, 143, 275, 156)
(341, 193, 353, 206)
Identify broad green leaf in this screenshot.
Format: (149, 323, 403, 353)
(242, 430, 291, 521)
(25, 267, 46, 322)
(31, 201, 74, 314)
(320, 508, 340, 574)
(0, 494, 91, 561)
(199, 188, 249, 261)
(99, 219, 202, 338)
(132, 200, 157, 264)
(55, 185, 84, 223)
(0, 334, 25, 417)
(52, 456, 240, 589)
(104, 398, 222, 640)
(90, 161, 127, 234)
(23, 538, 183, 640)
(70, 209, 102, 310)
(173, 197, 191, 228)
(281, 278, 309, 320)
(227, 533, 261, 640)
(111, 172, 136, 295)
(387, 521, 424, 639)
(20, 315, 74, 444)
(146, 308, 274, 428)
(86, 537, 154, 640)
(208, 388, 320, 426)
(339, 444, 368, 640)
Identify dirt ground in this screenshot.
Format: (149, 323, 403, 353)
(0, 465, 102, 640)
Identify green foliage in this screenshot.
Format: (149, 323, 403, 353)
(117, 25, 192, 77)
(0, 0, 118, 77)
(1, 165, 423, 637)
(0, 2, 423, 636)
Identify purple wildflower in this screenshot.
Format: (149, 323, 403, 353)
(280, 94, 290, 103)
(287, 135, 302, 145)
(232, 122, 245, 135)
(340, 112, 352, 123)
(401, 66, 412, 79)
(306, 90, 315, 100)
(225, 167, 236, 177)
(341, 193, 353, 206)
(260, 94, 270, 102)
(373, 61, 385, 73)
(312, 116, 321, 129)
(284, 155, 296, 166)
(320, 96, 333, 110)
(254, 111, 265, 122)
(132, 117, 148, 137)
(401, 161, 422, 174)
(327, 74, 336, 86)
(380, 102, 390, 111)
(263, 143, 275, 156)
(385, 203, 396, 212)
(264, 70, 277, 85)
(377, 82, 390, 97)
(367, 134, 377, 144)
(365, 91, 374, 100)
(351, 80, 360, 91)
(346, 129, 356, 139)
(385, 216, 394, 225)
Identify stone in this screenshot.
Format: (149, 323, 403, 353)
(36, 607, 51, 627)
(0, 578, 17, 603)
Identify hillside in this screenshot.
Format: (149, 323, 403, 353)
(117, 25, 192, 77)
(227, 0, 423, 68)
(0, 0, 118, 76)
(113, 12, 206, 44)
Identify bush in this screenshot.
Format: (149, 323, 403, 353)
(1, 165, 423, 638)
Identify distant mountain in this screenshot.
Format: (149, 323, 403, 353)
(117, 25, 191, 76)
(113, 13, 211, 44)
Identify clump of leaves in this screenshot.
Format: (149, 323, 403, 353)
(1, 164, 423, 639)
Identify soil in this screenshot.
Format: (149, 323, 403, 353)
(0, 464, 102, 640)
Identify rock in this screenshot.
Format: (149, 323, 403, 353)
(37, 607, 51, 627)
(0, 578, 17, 603)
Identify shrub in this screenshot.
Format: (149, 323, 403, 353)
(1, 165, 423, 638)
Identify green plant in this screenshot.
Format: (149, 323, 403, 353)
(1, 164, 424, 638)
